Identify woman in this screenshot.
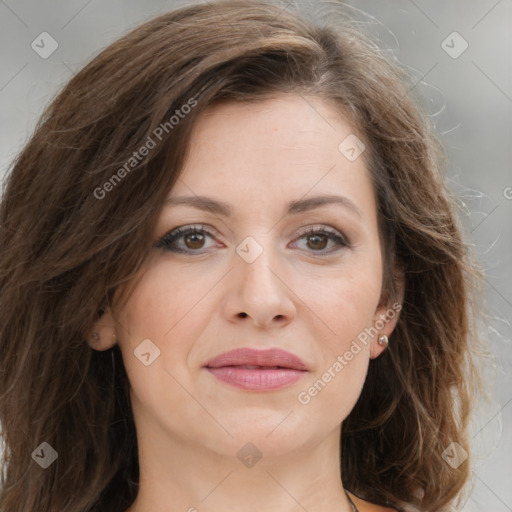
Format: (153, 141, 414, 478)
(0, 1, 483, 511)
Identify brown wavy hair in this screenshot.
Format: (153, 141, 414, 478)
(0, 1, 483, 511)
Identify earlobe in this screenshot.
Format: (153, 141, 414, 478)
(370, 278, 404, 360)
(369, 301, 402, 358)
(87, 308, 118, 351)
(369, 333, 390, 359)
(378, 333, 389, 349)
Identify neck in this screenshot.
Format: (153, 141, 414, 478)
(126, 409, 354, 512)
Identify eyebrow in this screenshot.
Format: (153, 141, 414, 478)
(164, 194, 362, 218)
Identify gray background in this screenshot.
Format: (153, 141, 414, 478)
(0, 0, 510, 510)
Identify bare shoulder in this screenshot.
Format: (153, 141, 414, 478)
(349, 491, 398, 512)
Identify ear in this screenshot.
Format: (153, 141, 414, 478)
(369, 270, 405, 359)
(87, 307, 118, 351)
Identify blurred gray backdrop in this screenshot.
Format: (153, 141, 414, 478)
(0, 0, 510, 510)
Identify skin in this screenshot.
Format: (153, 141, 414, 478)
(90, 94, 401, 512)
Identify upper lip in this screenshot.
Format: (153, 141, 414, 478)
(204, 347, 308, 371)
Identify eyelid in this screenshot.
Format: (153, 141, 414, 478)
(154, 224, 220, 251)
(293, 224, 349, 245)
(290, 225, 350, 254)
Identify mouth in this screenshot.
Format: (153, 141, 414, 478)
(223, 365, 285, 369)
(203, 348, 308, 391)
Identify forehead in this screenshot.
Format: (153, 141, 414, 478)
(170, 94, 375, 218)
(189, 94, 358, 154)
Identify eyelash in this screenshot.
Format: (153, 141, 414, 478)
(155, 224, 350, 256)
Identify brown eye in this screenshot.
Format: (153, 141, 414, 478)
(184, 231, 206, 249)
(306, 233, 328, 251)
(155, 225, 217, 254)
(293, 226, 349, 255)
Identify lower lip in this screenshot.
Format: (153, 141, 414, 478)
(206, 367, 306, 390)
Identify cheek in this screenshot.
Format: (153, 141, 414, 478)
(303, 262, 383, 349)
(115, 259, 221, 389)
(117, 260, 210, 340)
(113, 262, 213, 425)
(294, 263, 382, 418)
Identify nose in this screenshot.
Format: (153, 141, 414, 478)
(221, 239, 296, 329)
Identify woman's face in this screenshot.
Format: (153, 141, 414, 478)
(110, 94, 399, 461)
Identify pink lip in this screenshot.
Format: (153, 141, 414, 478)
(204, 348, 308, 391)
